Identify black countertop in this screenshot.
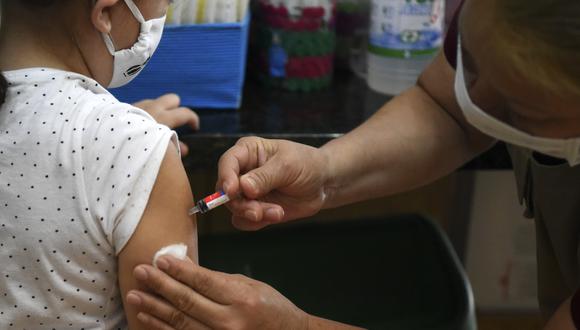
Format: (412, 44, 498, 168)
(180, 71, 512, 170)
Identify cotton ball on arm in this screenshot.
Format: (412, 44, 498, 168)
(152, 243, 188, 268)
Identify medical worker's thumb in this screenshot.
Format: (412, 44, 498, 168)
(240, 160, 286, 199)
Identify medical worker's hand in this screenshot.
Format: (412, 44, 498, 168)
(134, 93, 200, 156)
(127, 256, 309, 330)
(217, 137, 330, 231)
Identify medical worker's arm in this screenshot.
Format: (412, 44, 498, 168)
(544, 297, 575, 330)
(118, 143, 198, 329)
(218, 51, 495, 228)
(318, 50, 495, 208)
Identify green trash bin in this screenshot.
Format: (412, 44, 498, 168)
(199, 215, 476, 330)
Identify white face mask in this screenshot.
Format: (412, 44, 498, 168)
(102, 0, 166, 88)
(454, 37, 580, 166)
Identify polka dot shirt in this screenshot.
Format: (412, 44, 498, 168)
(0, 68, 178, 329)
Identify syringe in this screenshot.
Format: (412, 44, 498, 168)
(189, 191, 231, 215)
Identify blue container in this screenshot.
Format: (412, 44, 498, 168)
(111, 14, 250, 109)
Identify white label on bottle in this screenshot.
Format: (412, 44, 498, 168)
(369, 0, 444, 57)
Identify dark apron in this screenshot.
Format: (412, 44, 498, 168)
(508, 144, 580, 318)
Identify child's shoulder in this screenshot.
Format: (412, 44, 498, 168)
(43, 70, 176, 150)
(4, 67, 162, 131)
(5, 67, 158, 122)
(2, 67, 177, 157)
(76, 94, 163, 138)
(75, 95, 178, 161)
(64, 74, 159, 131)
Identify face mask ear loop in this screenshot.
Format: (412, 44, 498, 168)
(100, 0, 146, 55)
(123, 0, 146, 23)
(102, 33, 117, 55)
(92, 0, 119, 55)
(454, 38, 470, 111)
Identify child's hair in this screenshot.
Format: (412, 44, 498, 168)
(492, 0, 580, 97)
(0, 0, 58, 104)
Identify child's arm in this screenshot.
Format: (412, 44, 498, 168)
(117, 143, 198, 329)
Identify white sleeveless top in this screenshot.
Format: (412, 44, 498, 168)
(0, 68, 177, 329)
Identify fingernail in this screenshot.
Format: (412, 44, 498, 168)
(134, 266, 149, 281)
(265, 208, 283, 221)
(156, 257, 169, 271)
(243, 176, 258, 193)
(244, 210, 258, 221)
(126, 292, 142, 306)
(223, 181, 231, 194)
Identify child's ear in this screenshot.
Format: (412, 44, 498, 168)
(91, 0, 120, 34)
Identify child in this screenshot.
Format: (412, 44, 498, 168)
(0, 0, 197, 328)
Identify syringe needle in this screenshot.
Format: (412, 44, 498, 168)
(188, 206, 201, 216)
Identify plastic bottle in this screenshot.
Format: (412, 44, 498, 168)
(367, 0, 444, 95)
